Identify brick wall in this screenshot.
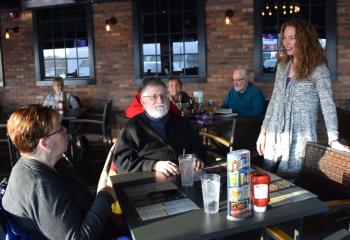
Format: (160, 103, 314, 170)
(0, 0, 349, 114)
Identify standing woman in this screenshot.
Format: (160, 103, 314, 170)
(256, 18, 350, 175)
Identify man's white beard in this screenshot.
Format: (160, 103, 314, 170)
(146, 104, 169, 118)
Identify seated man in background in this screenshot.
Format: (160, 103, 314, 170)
(43, 77, 80, 109)
(167, 75, 191, 104)
(124, 76, 180, 118)
(115, 78, 207, 176)
(221, 68, 265, 117)
(3, 105, 121, 239)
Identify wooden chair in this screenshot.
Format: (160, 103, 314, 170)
(263, 142, 350, 240)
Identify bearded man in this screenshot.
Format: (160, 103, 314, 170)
(114, 77, 207, 175)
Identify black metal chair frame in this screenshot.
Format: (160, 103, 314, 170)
(0, 124, 20, 167)
(69, 100, 113, 161)
(199, 116, 264, 159)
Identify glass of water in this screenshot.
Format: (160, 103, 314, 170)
(201, 173, 221, 214)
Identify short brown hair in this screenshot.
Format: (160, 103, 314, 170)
(52, 77, 64, 85)
(167, 75, 182, 88)
(7, 105, 61, 154)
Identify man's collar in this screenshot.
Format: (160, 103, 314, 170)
(235, 82, 249, 93)
(145, 111, 169, 122)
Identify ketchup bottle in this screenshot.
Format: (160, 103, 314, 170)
(58, 92, 65, 115)
(251, 173, 270, 212)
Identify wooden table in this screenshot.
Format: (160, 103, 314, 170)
(111, 169, 328, 240)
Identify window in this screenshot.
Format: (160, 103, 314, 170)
(254, 0, 336, 81)
(133, 0, 206, 83)
(33, 5, 95, 85)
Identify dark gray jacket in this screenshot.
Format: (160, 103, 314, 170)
(2, 157, 114, 240)
(114, 112, 208, 173)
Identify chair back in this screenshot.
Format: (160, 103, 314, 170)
(300, 142, 350, 200)
(231, 116, 264, 152)
(0, 124, 7, 144)
(103, 101, 112, 127)
(75, 96, 82, 108)
(337, 107, 350, 145)
(102, 100, 112, 137)
(202, 116, 263, 158)
(0, 177, 34, 240)
(0, 124, 20, 167)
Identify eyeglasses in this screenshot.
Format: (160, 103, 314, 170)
(232, 77, 246, 82)
(46, 126, 65, 138)
(142, 93, 168, 102)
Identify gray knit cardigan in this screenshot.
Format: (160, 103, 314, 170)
(261, 61, 338, 174)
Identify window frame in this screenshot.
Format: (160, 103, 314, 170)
(132, 0, 206, 84)
(0, 45, 3, 87)
(33, 4, 96, 86)
(253, 0, 336, 82)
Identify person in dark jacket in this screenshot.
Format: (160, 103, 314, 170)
(114, 78, 207, 176)
(3, 105, 118, 239)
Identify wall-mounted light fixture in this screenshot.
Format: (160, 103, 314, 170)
(225, 9, 234, 25)
(5, 26, 19, 39)
(9, 11, 21, 20)
(105, 17, 117, 31)
(262, 2, 300, 16)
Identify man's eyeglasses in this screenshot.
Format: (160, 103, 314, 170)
(46, 126, 65, 138)
(232, 77, 246, 82)
(142, 93, 168, 102)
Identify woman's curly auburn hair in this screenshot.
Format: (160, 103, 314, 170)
(277, 18, 327, 80)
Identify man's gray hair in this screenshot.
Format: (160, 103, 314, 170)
(234, 68, 248, 77)
(141, 77, 166, 96)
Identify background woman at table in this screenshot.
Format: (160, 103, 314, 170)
(167, 75, 191, 105)
(256, 18, 350, 175)
(2, 105, 119, 239)
(43, 77, 80, 109)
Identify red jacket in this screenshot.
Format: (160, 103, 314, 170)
(124, 92, 181, 118)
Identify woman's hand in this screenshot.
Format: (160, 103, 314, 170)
(330, 140, 350, 152)
(256, 130, 267, 156)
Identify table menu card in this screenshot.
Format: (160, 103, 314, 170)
(123, 182, 199, 221)
(269, 179, 317, 207)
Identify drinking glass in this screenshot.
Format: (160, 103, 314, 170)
(201, 173, 221, 214)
